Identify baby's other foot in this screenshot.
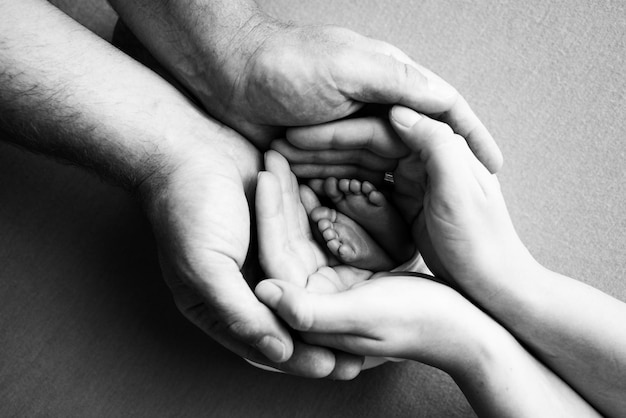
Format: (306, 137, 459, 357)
(322, 177, 415, 264)
(310, 206, 395, 271)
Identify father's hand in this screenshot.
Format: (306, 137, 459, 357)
(139, 128, 362, 378)
(108, 1, 502, 172)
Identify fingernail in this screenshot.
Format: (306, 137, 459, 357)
(391, 106, 422, 128)
(256, 335, 287, 363)
(427, 77, 457, 100)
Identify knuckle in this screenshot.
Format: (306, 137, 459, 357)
(224, 316, 262, 345)
(329, 124, 341, 149)
(400, 62, 427, 87)
(427, 119, 455, 138)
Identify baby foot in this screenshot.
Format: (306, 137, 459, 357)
(309, 206, 395, 271)
(321, 177, 415, 264)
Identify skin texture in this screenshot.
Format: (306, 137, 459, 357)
(253, 151, 598, 418)
(309, 177, 414, 266)
(0, 0, 363, 379)
(104, 0, 504, 374)
(275, 106, 626, 416)
(388, 106, 626, 417)
(309, 204, 396, 271)
(107, 0, 503, 172)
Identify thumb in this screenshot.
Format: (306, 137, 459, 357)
(389, 105, 488, 190)
(341, 51, 456, 113)
(165, 250, 295, 364)
(340, 47, 502, 172)
(255, 279, 361, 334)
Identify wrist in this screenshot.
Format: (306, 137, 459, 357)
(434, 307, 509, 378)
(110, 0, 286, 111)
(458, 235, 543, 309)
(181, 11, 288, 122)
(136, 107, 262, 216)
(467, 247, 545, 323)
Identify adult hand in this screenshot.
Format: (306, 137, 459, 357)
(270, 116, 410, 187)
(253, 151, 499, 364)
(387, 106, 536, 290)
(255, 122, 601, 418)
(274, 112, 526, 287)
(257, 151, 373, 292)
(139, 134, 364, 379)
(1, 0, 366, 380)
(257, 150, 395, 372)
(255, 271, 516, 379)
(107, 1, 502, 172)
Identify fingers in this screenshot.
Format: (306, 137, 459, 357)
(171, 275, 362, 378)
(164, 255, 294, 365)
(438, 95, 503, 173)
(389, 105, 492, 192)
(402, 63, 502, 173)
(271, 138, 398, 171)
(247, 340, 362, 380)
(261, 151, 326, 278)
(333, 42, 502, 172)
(264, 151, 302, 243)
(256, 170, 296, 278)
(336, 49, 447, 110)
(299, 184, 321, 215)
(255, 279, 361, 334)
(285, 117, 409, 158)
(291, 164, 387, 188)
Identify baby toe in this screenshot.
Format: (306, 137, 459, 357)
(361, 181, 376, 195)
(337, 243, 358, 263)
(321, 227, 338, 242)
(367, 190, 386, 207)
(338, 178, 351, 194)
(349, 179, 362, 194)
(326, 238, 342, 254)
(310, 206, 336, 223)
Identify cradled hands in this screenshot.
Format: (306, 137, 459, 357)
(256, 105, 537, 365)
(257, 151, 373, 295)
(138, 125, 366, 379)
(253, 151, 501, 373)
(275, 107, 535, 293)
(388, 107, 538, 291)
(256, 272, 498, 373)
(131, 6, 501, 171)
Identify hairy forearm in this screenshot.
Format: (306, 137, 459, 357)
(0, 0, 225, 188)
(106, 0, 280, 99)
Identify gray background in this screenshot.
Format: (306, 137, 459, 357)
(1, 1, 625, 416)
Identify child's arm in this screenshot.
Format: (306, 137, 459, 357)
(256, 275, 599, 417)
(389, 106, 626, 417)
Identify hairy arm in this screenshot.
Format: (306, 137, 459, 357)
(106, 0, 502, 170)
(0, 0, 223, 186)
(1, 0, 335, 376)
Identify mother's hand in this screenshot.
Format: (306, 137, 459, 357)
(256, 151, 389, 374)
(253, 153, 500, 374)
